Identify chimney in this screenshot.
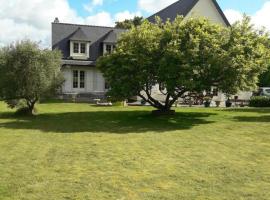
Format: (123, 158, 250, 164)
(54, 17, 59, 23)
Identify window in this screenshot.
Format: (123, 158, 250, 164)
(73, 43, 79, 53)
(73, 70, 78, 88)
(106, 45, 112, 54)
(73, 70, 85, 89)
(73, 42, 87, 54)
(80, 43, 86, 54)
(80, 71, 85, 88)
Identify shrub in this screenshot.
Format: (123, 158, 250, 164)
(249, 96, 270, 107)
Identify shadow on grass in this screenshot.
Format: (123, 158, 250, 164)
(0, 111, 215, 134)
(223, 108, 270, 114)
(234, 115, 270, 123)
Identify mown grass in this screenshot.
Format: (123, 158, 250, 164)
(0, 101, 270, 200)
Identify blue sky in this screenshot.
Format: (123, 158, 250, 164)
(68, 0, 268, 18)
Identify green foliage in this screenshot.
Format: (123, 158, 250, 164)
(258, 39, 270, 87)
(258, 65, 270, 87)
(0, 40, 63, 114)
(115, 16, 144, 29)
(250, 96, 270, 107)
(220, 16, 270, 94)
(98, 16, 270, 112)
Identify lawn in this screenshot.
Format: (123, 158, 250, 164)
(0, 101, 269, 200)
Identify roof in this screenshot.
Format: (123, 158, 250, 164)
(62, 59, 96, 66)
(52, 22, 125, 61)
(147, 0, 230, 26)
(69, 27, 89, 41)
(103, 30, 120, 43)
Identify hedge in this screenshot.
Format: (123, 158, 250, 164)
(249, 96, 270, 107)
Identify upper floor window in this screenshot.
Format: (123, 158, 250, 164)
(73, 42, 86, 54)
(73, 43, 79, 53)
(106, 45, 112, 54)
(104, 44, 116, 55)
(80, 43, 86, 54)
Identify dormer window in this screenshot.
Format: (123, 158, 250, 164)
(73, 42, 86, 54)
(70, 41, 90, 59)
(73, 43, 79, 53)
(104, 44, 116, 55)
(80, 43, 86, 54)
(106, 45, 112, 54)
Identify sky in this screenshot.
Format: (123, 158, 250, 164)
(0, 0, 270, 48)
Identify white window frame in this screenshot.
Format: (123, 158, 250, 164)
(73, 70, 85, 89)
(103, 43, 116, 55)
(73, 42, 86, 54)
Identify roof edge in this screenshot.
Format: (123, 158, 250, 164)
(147, 0, 181, 21)
(211, 0, 230, 26)
(52, 22, 126, 30)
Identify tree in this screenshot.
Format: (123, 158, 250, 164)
(98, 16, 270, 114)
(258, 32, 270, 88)
(115, 16, 144, 29)
(259, 66, 270, 87)
(0, 40, 63, 115)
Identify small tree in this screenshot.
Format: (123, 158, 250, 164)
(98, 16, 270, 114)
(115, 16, 144, 29)
(0, 40, 63, 115)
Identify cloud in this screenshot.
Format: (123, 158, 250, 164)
(252, 1, 270, 30)
(0, 0, 142, 48)
(224, 2, 270, 31)
(0, 0, 84, 48)
(85, 11, 113, 26)
(114, 11, 142, 22)
(84, 0, 104, 12)
(224, 9, 243, 24)
(138, 0, 177, 13)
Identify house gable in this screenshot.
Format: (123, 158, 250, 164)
(147, 0, 230, 26)
(185, 0, 229, 26)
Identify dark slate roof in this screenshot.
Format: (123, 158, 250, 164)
(52, 23, 125, 61)
(147, 0, 230, 26)
(69, 27, 89, 41)
(103, 30, 119, 43)
(62, 59, 96, 66)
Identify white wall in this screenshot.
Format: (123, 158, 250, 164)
(61, 66, 106, 94)
(185, 0, 227, 26)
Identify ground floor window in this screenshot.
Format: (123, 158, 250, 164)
(73, 70, 85, 89)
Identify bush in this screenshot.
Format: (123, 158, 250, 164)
(249, 96, 270, 107)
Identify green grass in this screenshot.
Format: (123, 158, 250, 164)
(0, 101, 270, 200)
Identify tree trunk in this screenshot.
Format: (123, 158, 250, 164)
(139, 89, 186, 116)
(152, 109, 175, 116)
(26, 99, 37, 115)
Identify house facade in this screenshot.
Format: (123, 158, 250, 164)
(52, 22, 125, 97)
(52, 0, 252, 101)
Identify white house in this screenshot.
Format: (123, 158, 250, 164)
(51, 0, 252, 102)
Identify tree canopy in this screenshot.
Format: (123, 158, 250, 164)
(115, 16, 144, 29)
(259, 67, 270, 87)
(98, 16, 270, 113)
(0, 40, 63, 115)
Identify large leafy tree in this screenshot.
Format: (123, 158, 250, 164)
(259, 66, 270, 87)
(258, 33, 270, 88)
(115, 16, 144, 29)
(0, 40, 63, 115)
(98, 16, 270, 113)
